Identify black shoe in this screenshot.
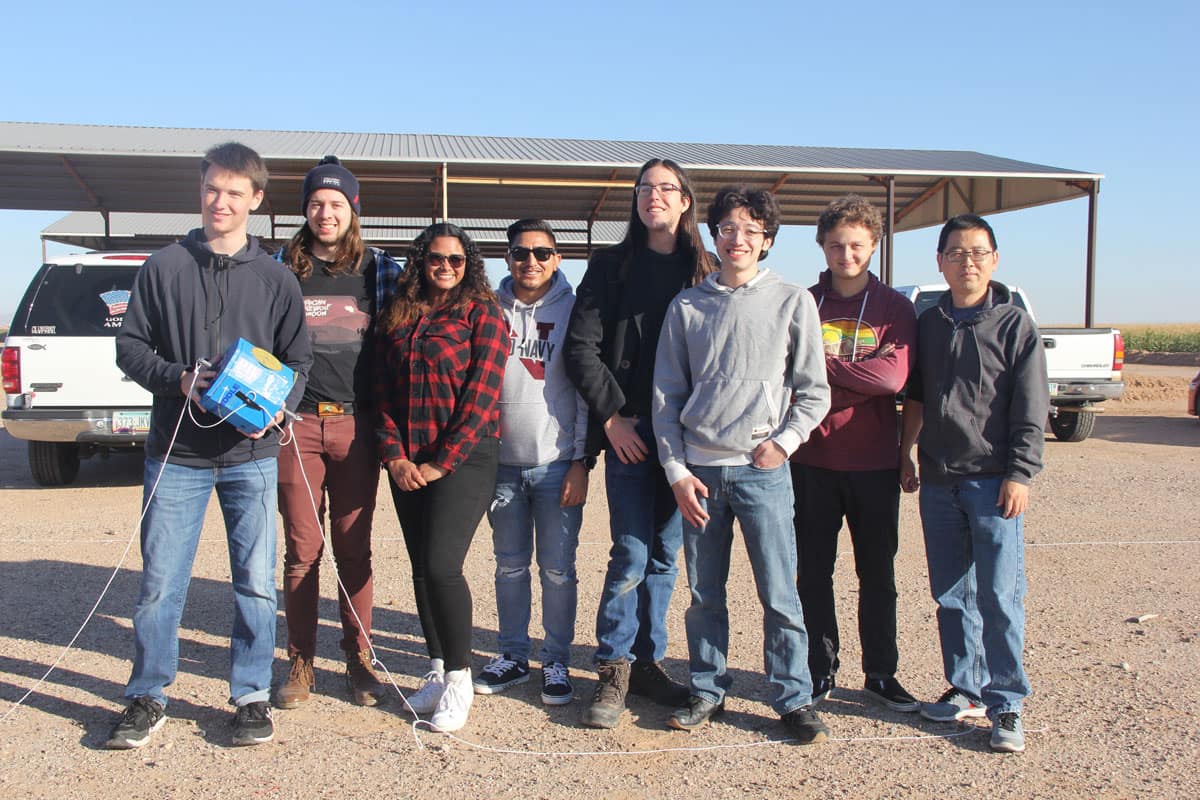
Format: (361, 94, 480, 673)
(811, 675, 835, 704)
(781, 705, 830, 745)
(581, 659, 630, 729)
(667, 695, 725, 731)
(472, 654, 530, 695)
(105, 697, 166, 750)
(232, 701, 274, 746)
(629, 660, 689, 707)
(864, 677, 919, 712)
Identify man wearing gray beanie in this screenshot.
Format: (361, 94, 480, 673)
(274, 155, 402, 710)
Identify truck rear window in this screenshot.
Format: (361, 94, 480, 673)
(914, 289, 1028, 318)
(9, 264, 140, 337)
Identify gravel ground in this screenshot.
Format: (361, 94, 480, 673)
(1, 364, 1197, 799)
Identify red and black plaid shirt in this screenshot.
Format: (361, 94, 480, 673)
(375, 299, 508, 473)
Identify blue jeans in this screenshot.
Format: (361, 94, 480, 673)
(594, 418, 682, 663)
(126, 457, 278, 708)
(487, 460, 583, 665)
(919, 476, 1029, 716)
(684, 463, 813, 715)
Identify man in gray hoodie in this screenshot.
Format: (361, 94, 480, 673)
(653, 186, 831, 743)
(476, 219, 589, 706)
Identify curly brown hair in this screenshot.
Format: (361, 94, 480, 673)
(815, 194, 883, 246)
(379, 222, 497, 332)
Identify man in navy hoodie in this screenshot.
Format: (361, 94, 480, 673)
(900, 214, 1048, 754)
(107, 142, 311, 749)
(790, 195, 919, 714)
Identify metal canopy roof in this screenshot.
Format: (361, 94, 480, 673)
(0, 121, 1106, 321)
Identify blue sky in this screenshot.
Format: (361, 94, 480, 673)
(1, 0, 1196, 325)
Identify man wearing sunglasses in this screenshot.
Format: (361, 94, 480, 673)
(474, 219, 589, 707)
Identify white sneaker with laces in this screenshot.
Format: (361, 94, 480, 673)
(430, 668, 474, 732)
(406, 670, 446, 715)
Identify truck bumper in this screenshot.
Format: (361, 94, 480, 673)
(2, 407, 149, 446)
(1050, 380, 1124, 406)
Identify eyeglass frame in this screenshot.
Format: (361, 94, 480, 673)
(507, 245, 558, 262)
(633, 182, 683, 198)
(425, 252, 468, 268)
(715, 222, 768, 240)
(940, 248, 996, 264)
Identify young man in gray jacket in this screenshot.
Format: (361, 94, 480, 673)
(653, 186, 832, 743)
(476, 219, 589, 705)
(900, 214, 1049, 754)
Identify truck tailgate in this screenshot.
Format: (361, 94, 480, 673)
(1039, 328, 1117, 381)
(11, 336, 150, 408)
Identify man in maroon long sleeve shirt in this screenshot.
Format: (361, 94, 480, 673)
(790, 195, 919, 713)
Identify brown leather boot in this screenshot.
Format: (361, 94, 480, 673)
(346, 650, 387, 707)
(274, 654, 314, 709)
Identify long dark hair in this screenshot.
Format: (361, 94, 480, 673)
(619, 157, 713, 285)
(283, 214, 366, 280)
(379, 222, 496, 332)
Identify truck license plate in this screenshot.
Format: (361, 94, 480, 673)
(112, 411, 151, 434)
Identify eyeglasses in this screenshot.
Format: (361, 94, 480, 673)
(508, 246, 557, 262)
(426, 252, 467, 269)
(634, 182, 682, 198)
(941, 248, 995, 264)
(715, 223, 767, 240)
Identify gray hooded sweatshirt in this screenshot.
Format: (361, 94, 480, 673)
(497, 272, 589, 467)
(653, 268, 831, 486)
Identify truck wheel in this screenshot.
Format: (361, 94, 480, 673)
(1049, 410, 1096, 442)
(28, 441, 81, 486)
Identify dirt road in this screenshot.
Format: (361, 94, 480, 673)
(1, 365, 1197, 799)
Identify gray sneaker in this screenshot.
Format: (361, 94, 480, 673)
(990, 712, 1026, 753)
(920, 687, 987, 722)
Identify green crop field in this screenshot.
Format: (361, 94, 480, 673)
(1119, 323, 1200, 353)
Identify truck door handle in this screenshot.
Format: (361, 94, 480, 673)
(30, 383, 62, 391)
(1042, 339, 1056, 349)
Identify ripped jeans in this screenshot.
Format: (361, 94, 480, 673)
(487, 459, 583, 665)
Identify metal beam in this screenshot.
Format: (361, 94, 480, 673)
(587, 169, 621, 226)
(896, 177, 949, 223)
(768, 173, 792, 193)
(885, 176, 895, 285)
(59, 155, 104, 211)
(1085, 180, 1099, 327)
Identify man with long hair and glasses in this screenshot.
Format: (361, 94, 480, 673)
(273, 156, 402, 711)
(900, 214, 1049, 754)
(565, 158, 714, 729)
(473, 219, 589, 707)
(375, 222, 508, 733)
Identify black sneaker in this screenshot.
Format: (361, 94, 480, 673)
(472, 654, 530, 695)
(811, 675, 835, 704)
(231, 701, 274, 746)
(541, 661, 574, 706)
(667, 695, 725, 731)
(105, 696, 166, 750)
(864, 677, 920, 712)
(781, 705, 830, 745)
(629, 659, 689, 707)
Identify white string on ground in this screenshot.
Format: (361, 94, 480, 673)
(1, 366, 207, 722)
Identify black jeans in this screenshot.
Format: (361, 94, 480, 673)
(389, 437, 499, 672)
(791, 463, 900, 680)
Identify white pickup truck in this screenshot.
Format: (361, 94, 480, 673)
(895, 284, 1124, 443)
(2, 252, 152, 484)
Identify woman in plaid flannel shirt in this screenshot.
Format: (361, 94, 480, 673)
(375, 222, 508, 732)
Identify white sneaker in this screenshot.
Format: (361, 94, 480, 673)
(405, 670, 446, 715)
(430, 668, 473, 732)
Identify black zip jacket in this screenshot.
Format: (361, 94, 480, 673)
(906, 281, 1049, 485)
(116, 229, 312, 466)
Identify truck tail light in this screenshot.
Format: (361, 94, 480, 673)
(1112, 333, 1125, 376)
(2, 346, 20, 394)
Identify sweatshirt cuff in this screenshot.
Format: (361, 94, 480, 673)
(772, 430, 802, 458)
(662, 459, 692, 486)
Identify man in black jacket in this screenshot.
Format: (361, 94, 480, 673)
(107, 142, 311, 750)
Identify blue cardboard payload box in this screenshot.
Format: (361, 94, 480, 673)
(198, 339, 296, 435)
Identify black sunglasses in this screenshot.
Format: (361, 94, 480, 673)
(508, 246, 557, 262)
(426, 252, 467, 269)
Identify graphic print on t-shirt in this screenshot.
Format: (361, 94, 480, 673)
(304, 295, 369, 345)
(510, 320, 556, 380)
(822, 318, 881, 361)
